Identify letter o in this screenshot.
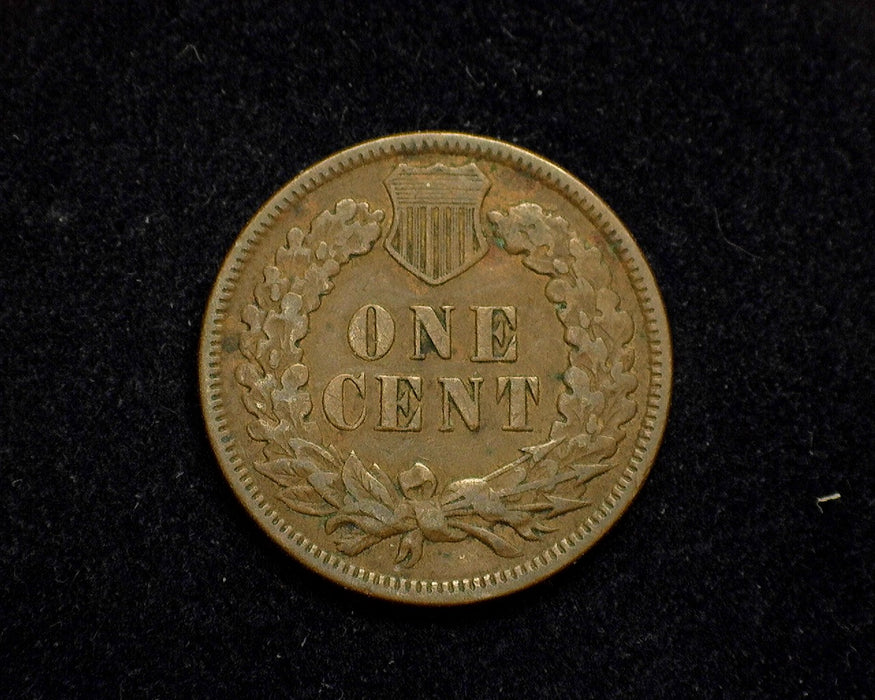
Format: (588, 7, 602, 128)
(348, 304, 394, 360)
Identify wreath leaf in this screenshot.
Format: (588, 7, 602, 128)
(342, 452, 396, 509)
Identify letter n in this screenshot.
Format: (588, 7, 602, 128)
(439, 377, 483, 431)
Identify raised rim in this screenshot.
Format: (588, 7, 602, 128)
(199, 132, 672, 604)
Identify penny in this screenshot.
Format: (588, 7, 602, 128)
(199, 133, 671, 604)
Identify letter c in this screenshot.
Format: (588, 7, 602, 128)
(322, 372, 366, 430)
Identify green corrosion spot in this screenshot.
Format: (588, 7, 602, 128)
(222, 333, 239, 353)
(493, 236, 506, 249)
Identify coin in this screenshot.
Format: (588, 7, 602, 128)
(199, 133, 671, 604)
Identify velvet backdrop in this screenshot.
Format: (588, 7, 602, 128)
(2, 1, 872, 696)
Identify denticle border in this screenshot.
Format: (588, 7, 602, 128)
(199, 132, 672, 604)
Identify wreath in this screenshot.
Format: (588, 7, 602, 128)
(236, 198, 638, 567)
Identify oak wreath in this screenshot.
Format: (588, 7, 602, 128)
(235, 198, 638, 568)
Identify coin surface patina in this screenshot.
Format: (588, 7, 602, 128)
(200, 133, 671, 604)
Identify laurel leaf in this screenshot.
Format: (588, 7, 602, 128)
(347, 498, 397, 524)
(341, 452, 396, 509)
(369, 463, 397, 505)
(288, 437, 340, 467)
(278, 490, 336, 516)
(255, 458, 297, 487)
(300, 471, 340, 509)
(281, 500, 336, 517)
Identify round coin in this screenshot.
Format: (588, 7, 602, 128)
(200, 133, 671, 604)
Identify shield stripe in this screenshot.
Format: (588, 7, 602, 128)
(385, 163, 490, 285)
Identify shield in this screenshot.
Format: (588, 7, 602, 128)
(384, 163, 491, 285)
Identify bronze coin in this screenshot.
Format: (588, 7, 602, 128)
(199, 133, 672, 604)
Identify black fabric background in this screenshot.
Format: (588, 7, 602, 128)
(1, 1, 872, 697)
